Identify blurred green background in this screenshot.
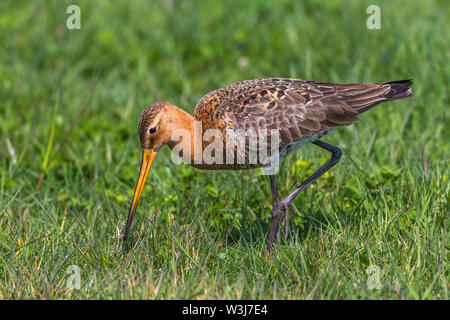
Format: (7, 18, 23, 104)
(0, 0, 448, 299)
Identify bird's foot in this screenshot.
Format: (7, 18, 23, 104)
(282, 201, 293, 241)
(267, 201, 292, 251)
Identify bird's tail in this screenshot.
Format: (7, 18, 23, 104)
(383, 79, 414, 102)
(346, 79, 414, 114)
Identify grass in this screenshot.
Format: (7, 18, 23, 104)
(0, 0, 448, 299)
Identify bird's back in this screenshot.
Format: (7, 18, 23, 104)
(193, 78, 413, 169)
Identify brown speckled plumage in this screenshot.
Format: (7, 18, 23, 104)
(192, 78, 413, 168)
(195, 78, 413, 142)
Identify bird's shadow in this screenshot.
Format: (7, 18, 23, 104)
(119, 198, 364, 254)
(223, 204, 362, 249)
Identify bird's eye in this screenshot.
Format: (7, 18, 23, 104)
(149, 126, 157, 134)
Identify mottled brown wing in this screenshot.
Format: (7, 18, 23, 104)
(195, 78, 350, 145)
(194, 78, 413, 145)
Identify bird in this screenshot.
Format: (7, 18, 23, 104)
(122, 78, 414, 250)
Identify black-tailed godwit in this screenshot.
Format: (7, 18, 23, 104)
(123, 78, 413, 250)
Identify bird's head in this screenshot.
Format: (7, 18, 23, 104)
(123, 102, 191, 240)
(138, 102, 177, 152)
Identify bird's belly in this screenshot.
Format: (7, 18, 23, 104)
(189, 162, 263, 170)
(182, 129, 336, 171)
(279, 129, 336, 159)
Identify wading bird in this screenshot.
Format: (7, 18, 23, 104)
(123, 78, 413, 250)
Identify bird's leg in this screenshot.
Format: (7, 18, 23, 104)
(282, 140, 342, 206)
(267, 140, 342, 251)
(284, 204, 292, 240)
(267, 174, 283, 251)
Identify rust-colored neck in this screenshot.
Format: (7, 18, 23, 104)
(164, 104, 234, 169)
(164, 106, 196, 160)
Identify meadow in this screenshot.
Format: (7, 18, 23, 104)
(0, 0, 448, 299)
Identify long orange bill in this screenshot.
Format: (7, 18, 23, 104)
(123, 149, 156, 240)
